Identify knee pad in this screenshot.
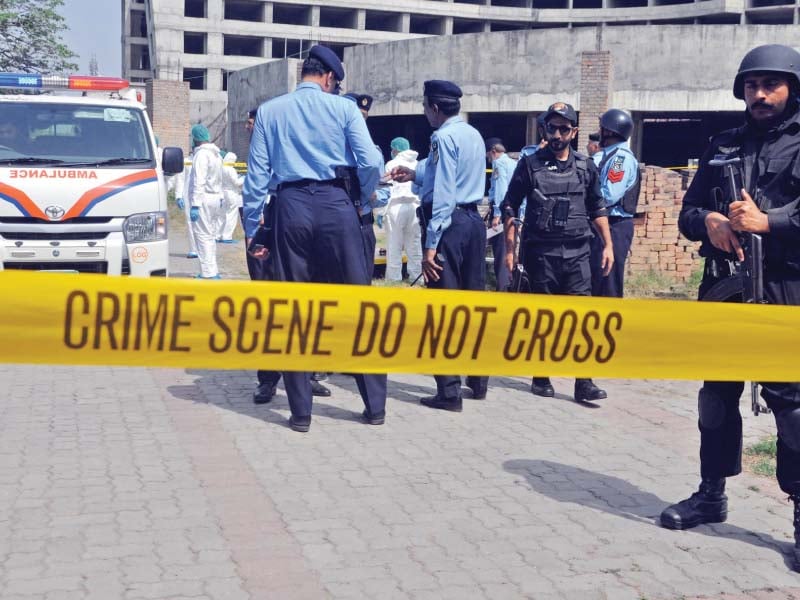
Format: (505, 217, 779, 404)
(698, 386, 727, 430)
(776, 406, 800, 453)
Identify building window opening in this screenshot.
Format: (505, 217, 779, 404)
(224, 0, 264, 21)
(490, 21, 528, 31)
(453, 18, 485, 34)
(224, 35, 263, 57)
(183, 68, 206, 90)
(184, 0, 206, 18)
(492, 0, 530, 6)
(320, 7, 359, 28)
(130, 44, 150, 71)
(272, 3, 312, 25)
(409, 15, 445, 34)
(184, 32, 207, 54)
(572, 0, 602, 7)
(130, 10, 147, 37)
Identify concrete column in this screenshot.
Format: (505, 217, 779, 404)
(400, 13, 411, 33)
(482, 21, 492, 32)
(207, 68, 223, 92)
(526, 112, 544, 146)
(310, 5, 320, 27)
(443, 16, 454, 34)
(794, 6, 799, 24)
(578, 50, 612, 152)
(207, 32, 223, 56)
(207, 0, 223, 21)
(264, 2, 273, 23)
(261, 37, 271, 58)
(357, 9, 366, 30)
(630, 112, 644, 159)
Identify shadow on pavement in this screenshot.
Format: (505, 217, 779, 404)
(503, 458, 795, 570)
(166, 369, 439, 429)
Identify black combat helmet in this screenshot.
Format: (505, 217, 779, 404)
(599, 108, 633, 140)
(733, 44, 800, 99)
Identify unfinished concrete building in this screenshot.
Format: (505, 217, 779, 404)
(122, 0, 800, 142)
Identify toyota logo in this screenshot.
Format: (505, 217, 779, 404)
(45, 205, 65, 221)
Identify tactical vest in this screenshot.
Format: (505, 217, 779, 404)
(523, 153, 592, 243)
(706, 119, 800, 273)
(597, 148, 641, 215)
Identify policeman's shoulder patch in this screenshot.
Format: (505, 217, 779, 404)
(431, 140, 439, 165)
(607, 155, 626, 183)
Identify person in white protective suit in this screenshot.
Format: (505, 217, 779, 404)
(216, 151, 243, 243)
(186, 124, 224, 279)
(378, 137, 422, 282)
(171, 152, 199, 259)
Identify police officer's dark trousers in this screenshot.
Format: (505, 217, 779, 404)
(270, 181, 387, 419)
(590, 216, 634, 298)
(490, 230, 511, 291)
(360, 213, 376, 280)
(523, 240, 595, 388)
(240, 206, 267, 281)
(423, 203, 488, 401)
(696, 268, 800, 495)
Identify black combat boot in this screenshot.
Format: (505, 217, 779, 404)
(790, 494, 800, 572)
(574, 378, 607, 402)
(531, 377, 555, 397)
(660, 478, 727, 530)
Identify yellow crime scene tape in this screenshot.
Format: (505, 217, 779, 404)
(0, 270, 797, 382)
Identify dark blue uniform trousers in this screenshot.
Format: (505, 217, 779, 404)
(270, 183, 387, 419)
(590, 216, 634, 298)
(490, 230, 511, 291)
(696, 271, 800, 495)
(423, 204, 488, 401)
(360, 213, 376, 281)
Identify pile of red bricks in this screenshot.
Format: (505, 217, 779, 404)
(627, 166, 701, 282)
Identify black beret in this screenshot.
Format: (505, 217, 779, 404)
(484, 137, 503, 151)
(344, 93, 373, 111)
(588, 132, 601, 142)
(308, 45, 344, 81)
(423, 80, 462, 99)
(543, 102, 578, 126)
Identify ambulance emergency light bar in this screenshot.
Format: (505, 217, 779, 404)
(0, 73, 130, 91)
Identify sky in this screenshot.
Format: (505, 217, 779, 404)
(59, 0, 122, 76)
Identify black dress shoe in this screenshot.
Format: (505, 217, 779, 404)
(311, 372, 329, 381)
(420, 395, 463, 412)
(361, 410, 385, 425)
(253, 383, 277, 405)
(311, 380, 331, 397)
(530, 377, 555, 397)
(465, 376, 488, 400)
(574, 379, 607, 402)
(288, 415, 311, 433)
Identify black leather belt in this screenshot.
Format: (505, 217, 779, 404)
(360, 212, 374, 225)
(456, 202, 479, 212)
(277, 178, 343, 191)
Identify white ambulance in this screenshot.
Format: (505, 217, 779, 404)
(0, 73, 184, 276)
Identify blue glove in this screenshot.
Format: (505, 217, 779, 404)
(189, 206, 200, 222)
(176, 197, 185, 210)
(376, 215, 384, 229)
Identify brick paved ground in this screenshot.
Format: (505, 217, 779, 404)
(0, 228, 797, 599)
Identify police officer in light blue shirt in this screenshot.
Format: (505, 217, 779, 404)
(485, 137, 517, 291)
(392, 79, 488, 411)
(589, 108, 640, 298)
(242, 44, 386, 433)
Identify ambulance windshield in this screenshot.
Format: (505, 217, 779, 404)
(0, 103, 154, 167)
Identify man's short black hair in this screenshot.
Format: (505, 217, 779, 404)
(247, 109, 257, 120)
(301, 56, 330, 78)
(426, 96, 460, 117)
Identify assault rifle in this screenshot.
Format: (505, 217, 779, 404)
(705, 155, 769, 416)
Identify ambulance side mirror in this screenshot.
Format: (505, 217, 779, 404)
(162, 147, 184, 175)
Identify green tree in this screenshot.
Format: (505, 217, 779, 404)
(0, 0, 78, 73)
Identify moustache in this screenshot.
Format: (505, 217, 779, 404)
(750, 101, 774, 111)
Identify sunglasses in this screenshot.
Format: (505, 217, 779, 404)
(545, 123, 574, 136)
